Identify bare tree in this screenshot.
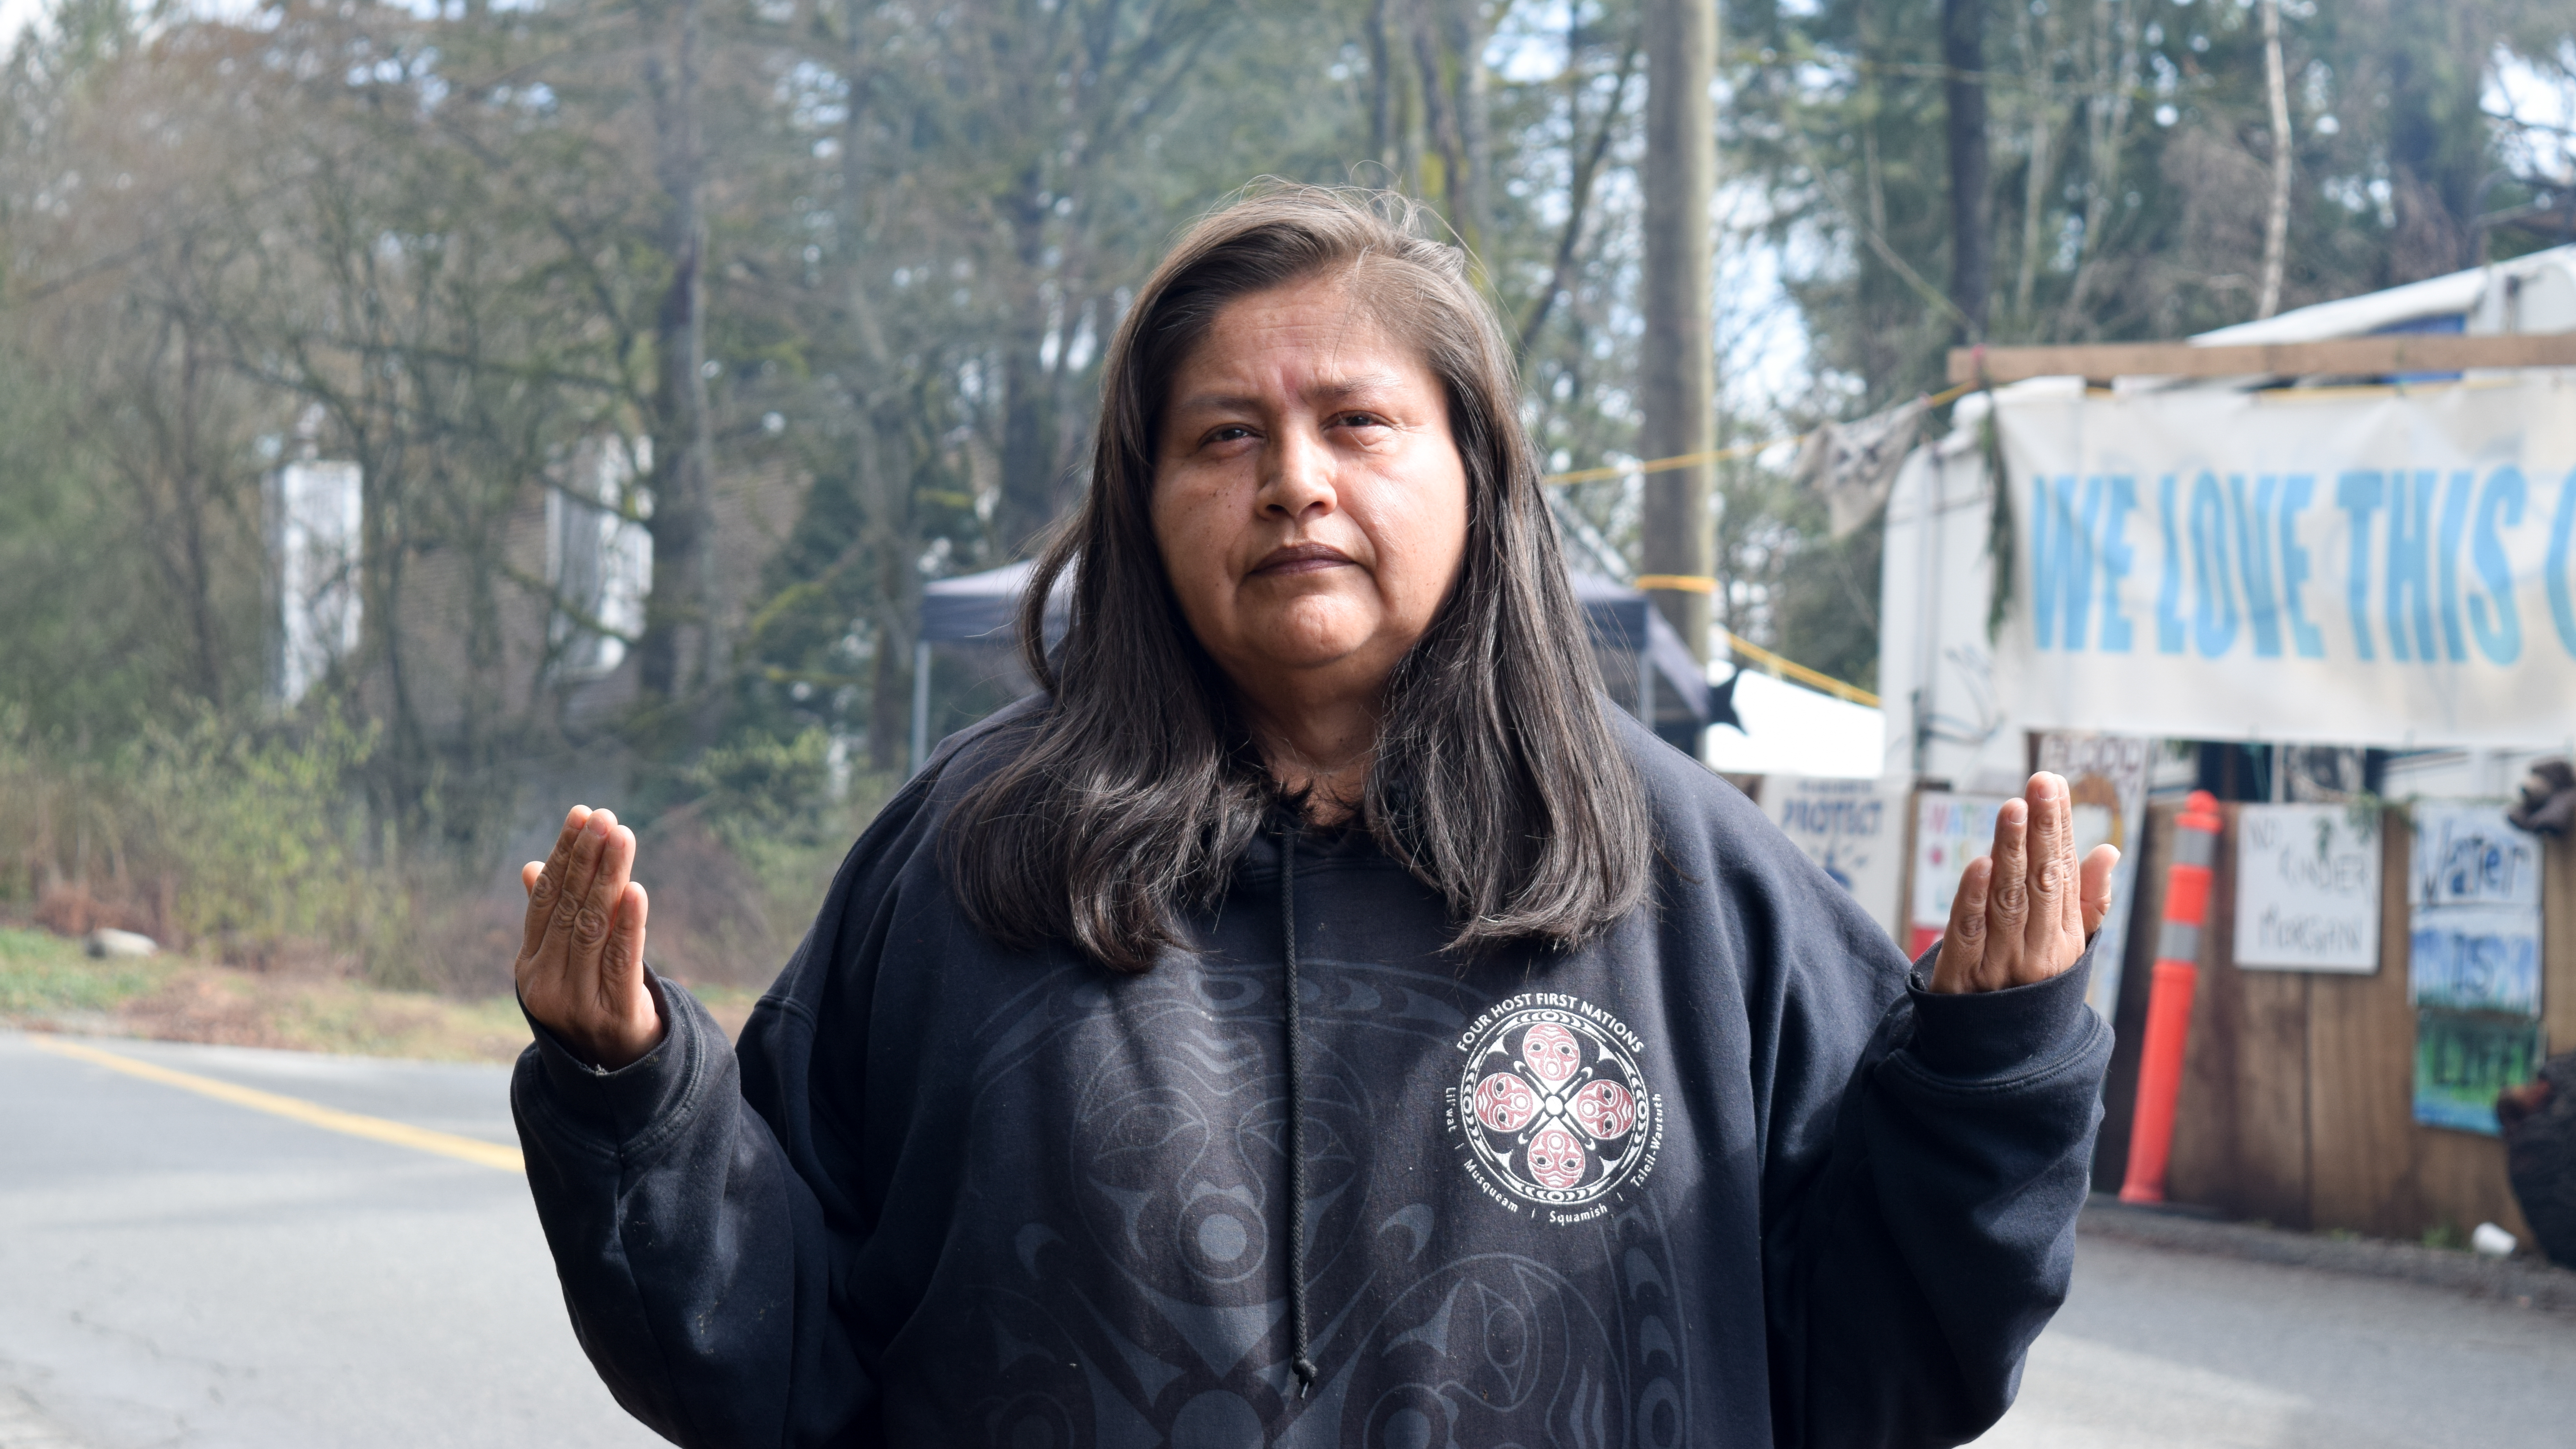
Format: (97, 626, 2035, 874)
(2256, 0, 2292, 319)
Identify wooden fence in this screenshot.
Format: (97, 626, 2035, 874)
(2098, 800, 2576, 1242)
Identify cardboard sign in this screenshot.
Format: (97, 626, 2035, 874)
(2232, 803, 2382, 972)
(1761, 775, 1906, 943)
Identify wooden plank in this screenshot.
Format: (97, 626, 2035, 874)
(2093, 800, 2179, 1190)
(2547, 833, 2576, 1070)
(2415, 1129, 2534, 1246)
(2168, 804, 2317, 1222)
(1945, 332, 2576, 385)
(2213, 804, 2314, 1227)
(2163, 800, 2241, 1213)
(2307, 809, 2423, 1239)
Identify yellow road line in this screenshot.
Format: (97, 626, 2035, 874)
(27, 1036, 524, 1174)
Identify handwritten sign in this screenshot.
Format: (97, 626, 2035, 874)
(2232, 803, 2382, 972)
(2407, 802, 2544, 1135)
(1761, 775, 1906, 943)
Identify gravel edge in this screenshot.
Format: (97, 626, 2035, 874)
(2080, 1194, 2576, 1313)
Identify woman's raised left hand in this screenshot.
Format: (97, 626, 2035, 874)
(1930, 771, 2120, 995)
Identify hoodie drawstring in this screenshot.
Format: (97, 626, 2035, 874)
(1280, 824, 1318, 1398)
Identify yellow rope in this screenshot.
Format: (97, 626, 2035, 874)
(1723, 631, 1881, 709)
(1540, 380, 1975, 487)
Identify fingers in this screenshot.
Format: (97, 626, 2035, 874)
(2022, 772, 2079, 953)
(602, 881, 650, 1003)
(2080, 843, 2120, 939)
(522, 861, 543, 897)
(565, 811, 633, 976)
(1981, 795, 2031, 984)
(520, 806, 594, 958)
(1931, 855, 1994, 993)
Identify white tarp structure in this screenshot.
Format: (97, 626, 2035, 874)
(1701, 669, 1885, 779)
(269, 460, 363, 705)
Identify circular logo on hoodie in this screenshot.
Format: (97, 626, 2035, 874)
(1447, 994, 1660, 1221)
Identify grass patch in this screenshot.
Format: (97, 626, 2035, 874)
(3, 923, 765, 1063)
(0, 926, 177, 1015)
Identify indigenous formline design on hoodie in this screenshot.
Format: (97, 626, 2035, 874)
(1450, 993, 1661, 1219)
(511, 702, 2113, 1449)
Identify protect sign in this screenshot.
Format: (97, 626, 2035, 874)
(1989, 375, 2576, 746)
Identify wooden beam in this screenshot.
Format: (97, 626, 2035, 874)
(1946, 332, 2576, 385)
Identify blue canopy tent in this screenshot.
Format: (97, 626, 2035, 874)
(912, 561, 1710, 770)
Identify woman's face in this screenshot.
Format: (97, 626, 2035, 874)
(1150, 275, 1470, 708)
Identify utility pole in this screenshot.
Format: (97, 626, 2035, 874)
(1640, 0, 1715, 667)
(1942, 0, 1992, 340)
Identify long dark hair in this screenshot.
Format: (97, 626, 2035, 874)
(944, 185, 1650, 971)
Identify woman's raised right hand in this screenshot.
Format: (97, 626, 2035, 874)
(515, 805, 663, 1070)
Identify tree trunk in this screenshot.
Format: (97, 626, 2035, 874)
(1640, 0, 1715, 664)
(1409, 0, 1464, 223)
(1941, 0, 1991, 340)
(1445, 0, 1491, 256)
(992, 169, 1059, 557)
(639, 0, 716, 713)
(2256, 0, 2292, 319)
(1368, 0, 1398, 178)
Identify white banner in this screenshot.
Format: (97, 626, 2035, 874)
(1992, 375, 2576, 748)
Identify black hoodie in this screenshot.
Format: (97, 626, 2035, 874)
(512, 705, 2110, 1448)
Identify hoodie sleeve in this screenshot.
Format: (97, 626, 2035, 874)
(509, 753, 962, 1449)
(511, 968, 868, 1448)
(1760, 922, 2113, 1449)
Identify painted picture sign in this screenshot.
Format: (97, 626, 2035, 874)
(2232, 803, 2382, 972)
(2406, 802, 2546, 1136)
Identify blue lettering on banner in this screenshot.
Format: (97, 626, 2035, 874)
(2470, 468, 2524, 665)
(2157, 474, 2187, 655)
(2337, 471, 2383, 661)
(2033, 476, 2091, 650)
(2279, 475, 2325, 658)
(2229, 474, 2284, 657)
(2098, 477, 2137, 652)
(2436, 469, 2473, 663)
(2190, 472, 2239, 657)
(2549, 467, 2576, 661)
(2386, 469, 2438, 662)
(2029, 474, 2137, 652)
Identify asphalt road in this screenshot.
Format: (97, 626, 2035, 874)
(1973, 1231, 2576, 1449)
(0, 1029, 662, 1449)
(5, 1026, 2573, 1448)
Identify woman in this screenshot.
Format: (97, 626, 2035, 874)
(512, 187, 2117, 1448)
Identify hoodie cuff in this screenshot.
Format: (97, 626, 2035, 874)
(1904, 937, 2100, 1080)
(520, 969, 702, 1143)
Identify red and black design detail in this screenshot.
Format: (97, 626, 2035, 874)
(1448, 997, 1660, 1216)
